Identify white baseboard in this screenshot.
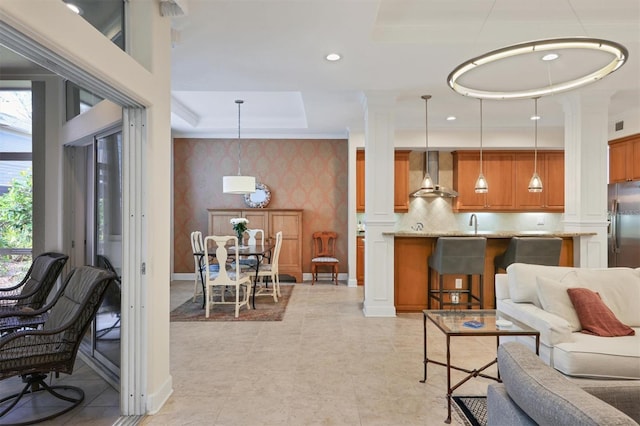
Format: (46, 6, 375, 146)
(172, 273, 194, 281)
(145, 375, 173, 415)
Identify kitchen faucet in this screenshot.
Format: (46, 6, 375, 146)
(469, 214, 478, 234)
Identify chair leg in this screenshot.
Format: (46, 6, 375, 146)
(334, 265, 338, 285)
(311, 265, 316, 285)
(271, 273, 278, 302)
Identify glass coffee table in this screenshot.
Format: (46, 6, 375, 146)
(420, 309, 540, 424)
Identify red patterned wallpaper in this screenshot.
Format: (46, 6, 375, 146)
(173, 138, 349, 276)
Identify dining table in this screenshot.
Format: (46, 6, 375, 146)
(194, 242, 273, 309)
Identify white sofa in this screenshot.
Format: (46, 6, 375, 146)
(495, 263, 640, 379)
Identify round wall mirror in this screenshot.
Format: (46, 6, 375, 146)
(244, 182, 271, 208)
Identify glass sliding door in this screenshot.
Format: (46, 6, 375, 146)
(90, 129, 122, 374)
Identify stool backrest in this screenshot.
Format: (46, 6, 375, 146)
(504, 237, 562, 267)
(429, 237, 487, 275)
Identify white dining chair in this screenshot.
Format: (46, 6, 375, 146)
(204, 235, 251, 318)
(190, 231, 205, 302)
(238, 228, 265, 267)
(252, 231, 282, 302)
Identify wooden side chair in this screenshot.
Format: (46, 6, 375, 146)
(311, 231, 339, 285)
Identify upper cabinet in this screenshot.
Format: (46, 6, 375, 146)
(453, 150, 564, 212)
(356, 150, 410, 213)
(609, 134, 640, 183)
(514, 151, 565, 211)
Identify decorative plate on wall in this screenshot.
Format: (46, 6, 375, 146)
(244, 182, 271, 208)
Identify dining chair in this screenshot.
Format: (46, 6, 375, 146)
(253, 231, 283, 302)
(311, 231, 339, 285)
(239, 228, 265, 267)
(203, 235, 251, 318)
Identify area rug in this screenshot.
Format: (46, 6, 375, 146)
(170, 284, 293, 322)
(452, 396, 487, 426)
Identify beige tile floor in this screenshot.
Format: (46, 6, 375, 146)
(145, 280, 499, 426)
(0, 280, 499, 425)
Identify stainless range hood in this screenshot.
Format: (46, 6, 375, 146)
(410, 151, 458, 198)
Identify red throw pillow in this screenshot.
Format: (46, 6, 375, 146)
(567, 288, 635, 337)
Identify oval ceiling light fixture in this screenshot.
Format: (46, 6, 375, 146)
(541, 53, 559, 61)
(447, 37, 628, 100)
(325, 53, 341, 62)
(446, 116, 457, 121)
(64, 2, 82, 14)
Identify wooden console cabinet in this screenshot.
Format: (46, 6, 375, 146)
(207, 209, 303, 282)
(356, 150, 410, 213)
(609, 134, 640, 183)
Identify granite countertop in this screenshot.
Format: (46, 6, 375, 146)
(386, 230, 596, 238)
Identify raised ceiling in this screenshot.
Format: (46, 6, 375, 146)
(169, 0, 640, 138)
(2, 1, 638, 140)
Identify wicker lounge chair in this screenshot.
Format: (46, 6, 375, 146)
(0, 265, 116, 424)
(0, 252, 68, 315)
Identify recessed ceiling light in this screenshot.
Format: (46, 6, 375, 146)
(542, 53, 559, 61)
(446, 116, 457, 121)
(325, 53, 341, 62)
(530, 115, 541, 121)
(65, 2, 82, 14)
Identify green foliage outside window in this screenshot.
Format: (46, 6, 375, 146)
(0, 169, 33, 249)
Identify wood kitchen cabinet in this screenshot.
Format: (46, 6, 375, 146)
(356, 236, 364, 286)
(514, 151, 564, 211)
(355, 150, 410, 213)
(452, 151, 515, 211)
(609, 134, 640, 183)
(207, 209, 303, 282)
(453, 150, 564, 212)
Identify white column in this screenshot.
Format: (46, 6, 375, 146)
(561, 91, 612, 267)
(362, 92, 397, 317)
(347, 130, 363, 288)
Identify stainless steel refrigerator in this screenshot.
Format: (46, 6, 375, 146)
(608, 181, 640, 267)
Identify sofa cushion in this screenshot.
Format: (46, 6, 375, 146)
(536, 276, 581, 332)
(498, 299, 572, 346)
(567, 288, 635, 337)
(561, 268, 640, 327)
(553, 329, 640, 379)
(497, 342, 638, 425)
(506, 263, 575, 307)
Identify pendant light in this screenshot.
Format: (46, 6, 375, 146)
(223, 100, 256, 194)
(414, 95, 435, 194)
(474, 99, 488, 193)
(528, 97, 543, 192)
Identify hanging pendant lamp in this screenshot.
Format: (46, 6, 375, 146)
(223, 100, 256, 194)
(475, 99, 488, 193)
(528, 97, 543, 193)
(416, 95, 435, 193)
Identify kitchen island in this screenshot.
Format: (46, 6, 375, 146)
(388, 231, 595, 312)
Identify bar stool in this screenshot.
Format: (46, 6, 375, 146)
(494, 237, 562, 275)
(427, 237, 487, 309)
